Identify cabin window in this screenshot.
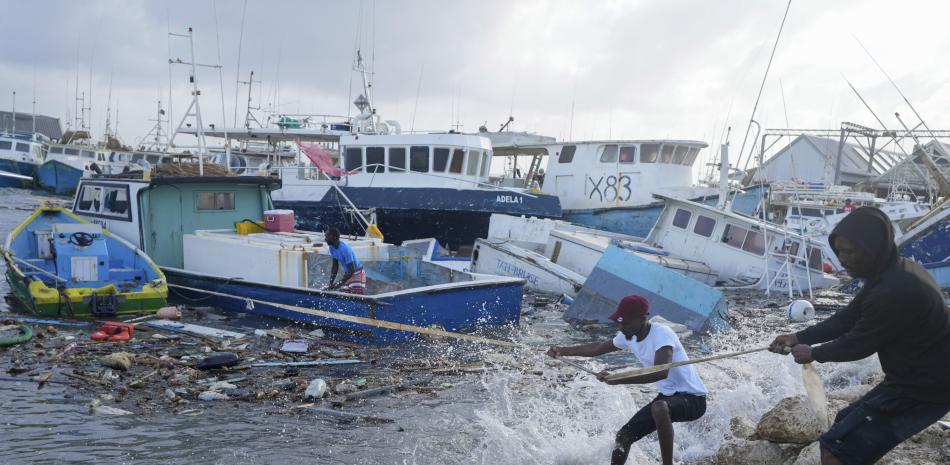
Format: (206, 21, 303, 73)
(16, 143, 29, 153)
(0, 141, 10, 150)
(65, 148, 79, 156)
(449, 149, 465, 174)
(558, 145, 576, 163)
(640, 144, 659, 163)
(101, 187, 130, 217)
(660, 145, 675, 163)
(684, 147, 700, 165)
(50, 147, 63, 154)
(599, 144, 618, 163)
(109, 152, 116, 162)
(344, 147, 363, 172)
(807, 247, 823, 270)
(672, 146, 688, 164)
(196, 192, 235, 211)
(480, 152, 491, 177)
(410, 146, 429, 172)
(721, 224, 748, 249)
(619, 146, 637, 164)
(672, 208, 692, 229)
(77, 186, 102, 212)
(389, 148, 406, 172)
(466, 150, 480, 175)
(433, 148, 450, 172)
(693, 215, 716, 237)
(742, 230, 765, 255)
(365, 147, 385, 173)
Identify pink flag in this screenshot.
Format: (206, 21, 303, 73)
(297, 142, 354, 177)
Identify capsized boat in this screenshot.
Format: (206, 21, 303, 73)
(2, 207, 168, 316)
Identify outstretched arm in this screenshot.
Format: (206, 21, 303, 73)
(547, 340, 618, 358)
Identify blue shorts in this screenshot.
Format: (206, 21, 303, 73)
(820, 384, 950, 465)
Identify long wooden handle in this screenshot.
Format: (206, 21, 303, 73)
(605, 347, 768, 381)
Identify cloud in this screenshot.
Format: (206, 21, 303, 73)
(0, 0, 947, 169)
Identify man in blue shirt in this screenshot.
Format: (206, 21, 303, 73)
(326, 228, 365, 294)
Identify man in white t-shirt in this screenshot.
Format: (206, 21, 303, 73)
(547, 295, 708, 465)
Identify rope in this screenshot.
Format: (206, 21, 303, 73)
(166, 283, 520, 348)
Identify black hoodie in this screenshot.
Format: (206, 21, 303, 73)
(795, 207, 950, 402)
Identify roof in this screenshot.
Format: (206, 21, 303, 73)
(761, 134, 902, 179)
(0, 111, 63, 140)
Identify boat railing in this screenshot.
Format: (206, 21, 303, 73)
(278, 164, 539, 198)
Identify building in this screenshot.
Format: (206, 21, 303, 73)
(751, 134, 902, 186)
(0, 111, 63, 140)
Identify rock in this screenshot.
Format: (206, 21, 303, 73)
(100, 352, 133, 371)
(827, 384, 873, 404)
(165, 388, 178, 401)
(305, 379, 328, 399)
(198, 391, 229, 401)
(755, 396, 823, 444)
(334, 382, 358, 395)
(790, 442, 820, 465)
(730, 416, 757, 439)
(716, 438, 799, 465)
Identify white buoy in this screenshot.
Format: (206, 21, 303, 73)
(787, 300, 815, 322)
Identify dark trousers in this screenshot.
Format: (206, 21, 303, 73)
(611, 392, 706, 465)
(819, 384, 950, 465)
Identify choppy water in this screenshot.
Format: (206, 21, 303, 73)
(0, 187, 881, 465)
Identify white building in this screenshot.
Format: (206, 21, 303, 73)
(751, 134, 901, 186)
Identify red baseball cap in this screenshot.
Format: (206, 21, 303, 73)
(608, 295, 650, 322)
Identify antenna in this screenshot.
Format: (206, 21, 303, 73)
(168, 26, 222, 176)
(104, 69, 114, 140)
(31, 65, 36, 136)
(736, 0, 792, 173)
(238, 70, 262, 129)
(232, 0, 248, 129)
(410, 64, 423, 132)
(10, 91, 15, 135)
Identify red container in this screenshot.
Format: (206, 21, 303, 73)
(264, 209, 296, 232)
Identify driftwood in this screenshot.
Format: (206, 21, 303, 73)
(309, 407, 394, 424)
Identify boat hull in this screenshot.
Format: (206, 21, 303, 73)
(274, 186, 562, 249)
(3, 266, 166, 316)
(164, 267, 524, 343)
(0, 159, 36, 189)
(36, 160, 83, 195)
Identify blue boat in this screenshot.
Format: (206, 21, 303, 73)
(898, 206, 950, 287)
(0, 131, 46, 189)
(36, 159, 84, 195)
(564, 244, 731, 333)
(70, 175, 527, 343)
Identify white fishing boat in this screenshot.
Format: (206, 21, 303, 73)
(471, 214, 716, 295)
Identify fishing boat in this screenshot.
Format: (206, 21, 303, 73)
(69, 174, 526, 342)
(2, 207, 167, 317)
(471, 214, 716, 296)
(898, 204, 950, 288)
(492, 139, 764, 237)
(37, 132, 138, 195)
(0, 130, 47, 189)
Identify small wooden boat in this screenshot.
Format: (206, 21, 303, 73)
(2, 207, 167, 316)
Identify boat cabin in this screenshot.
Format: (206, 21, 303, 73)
(284, 133, 494, 189)
(494, 140, 707, 211)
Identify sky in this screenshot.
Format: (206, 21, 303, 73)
(1, 0, 949, 174)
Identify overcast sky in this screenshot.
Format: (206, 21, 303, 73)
(1, 0, 948, 172)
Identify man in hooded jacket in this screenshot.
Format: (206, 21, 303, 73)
(770, 206, 950, 465)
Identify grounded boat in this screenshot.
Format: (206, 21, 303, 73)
(0, 131, 47, 189)
(492, 139, 763, 237)
(2, 207, 167, 316)
(898, 204, 950, 288)
(37, 132, 138, 195)
(69, 174, 526, 342)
